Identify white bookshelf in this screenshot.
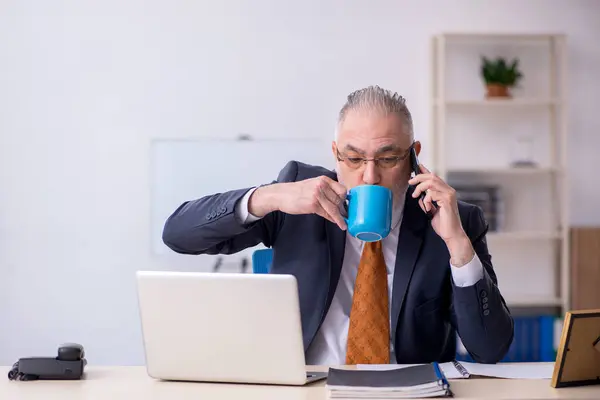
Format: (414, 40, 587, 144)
(445, 167, 560, 175)
(487, 231, 562, 241)
(430, 33, 569, 313)
(438, 98, 560, 107)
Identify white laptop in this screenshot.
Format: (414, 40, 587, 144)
(135, 270, 328, 385)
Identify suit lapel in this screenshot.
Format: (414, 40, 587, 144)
(391, 188, 428, 340)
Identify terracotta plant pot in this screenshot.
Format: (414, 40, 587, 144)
(486, 84, 511, 98)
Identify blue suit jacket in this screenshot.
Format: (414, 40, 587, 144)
(162, 160, 514, 364)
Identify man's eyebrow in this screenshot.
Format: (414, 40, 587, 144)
(375, 144, 404, 154)
(343, 144, 366, 155)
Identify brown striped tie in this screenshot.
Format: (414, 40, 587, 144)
(346, 240, 390, 364)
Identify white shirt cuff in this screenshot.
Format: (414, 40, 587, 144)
(450, 253, 484, 287)
(235, 187, 261, 224)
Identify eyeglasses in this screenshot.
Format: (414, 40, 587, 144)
(336, 144, 413, 170)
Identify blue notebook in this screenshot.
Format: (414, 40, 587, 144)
(326, 363, 452, 398)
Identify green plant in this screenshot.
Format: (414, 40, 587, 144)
(480, 56, 523, 87)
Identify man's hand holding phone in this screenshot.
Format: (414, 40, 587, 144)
(409, 164, 475, 267)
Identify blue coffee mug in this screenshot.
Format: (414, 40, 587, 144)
(344, 185, 393, 242)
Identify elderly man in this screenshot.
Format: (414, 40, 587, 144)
(162, 86, 514, 365)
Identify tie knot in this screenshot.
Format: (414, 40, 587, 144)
(365, 240, 383, 253)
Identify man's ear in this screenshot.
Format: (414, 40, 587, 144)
(414, 140, 422, 157)
(331, 141, 338, 160)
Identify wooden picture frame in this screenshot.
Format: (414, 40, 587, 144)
(551, 309, 600, 388)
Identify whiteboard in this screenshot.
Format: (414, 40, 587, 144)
(150, 138, 333, 256)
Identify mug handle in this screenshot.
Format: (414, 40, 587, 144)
(342, 192, 351, 225)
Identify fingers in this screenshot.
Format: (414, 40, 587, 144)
(419, 164, 431, 174)
(315, 199, 346, 230)
(321, 184, 348, 218)
(314, 176, 347, 230)
(319, 180, 345, 208)
(418, 197, 427, 214)
(408, 173, 430, 186)
(408, 166, 454, 218)
(411, 180, 432, 199)
(410, 175, 452, 199)
(319, 194, 347, 230)
(417, 189, 437, 214)
(408, 172, 435, 185)
(313, 203, 339, 226)
(423, 190, 436, 213)
(323, 176, 348, 199)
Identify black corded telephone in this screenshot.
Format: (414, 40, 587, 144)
(409, 145, 437, 217)
(7, 343, 87, 381)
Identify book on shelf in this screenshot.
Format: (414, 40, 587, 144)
(452, 185, 502, 232)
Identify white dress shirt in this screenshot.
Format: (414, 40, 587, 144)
(235, 186, 484, 365)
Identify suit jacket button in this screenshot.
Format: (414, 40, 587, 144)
(482, 297, 488, 304)
(483, 309, 490, 316)
(480, 290, 487, 298)
(483, 303, 489, 310)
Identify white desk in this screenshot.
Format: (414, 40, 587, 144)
(2, 365, 600, 399)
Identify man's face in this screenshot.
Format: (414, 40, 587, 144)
(331, 110, 419, 204)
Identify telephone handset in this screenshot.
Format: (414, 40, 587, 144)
(409, 146, 437, 217)
(7, 343, 86, 381)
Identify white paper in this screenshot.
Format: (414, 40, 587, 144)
(458, 361, 554, 379)
(357, 361, 555, 380)
(356, 362, 468, 379)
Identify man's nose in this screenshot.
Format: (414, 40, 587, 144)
(362, 161, 381, 185)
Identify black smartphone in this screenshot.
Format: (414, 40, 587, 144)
(409, 146, 437, 216)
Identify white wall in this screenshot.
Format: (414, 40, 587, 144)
(1, 0, 599, 365)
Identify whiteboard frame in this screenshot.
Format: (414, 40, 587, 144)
(148, 136, 334, 265)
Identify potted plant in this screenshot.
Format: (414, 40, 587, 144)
(480, 56, 523, 98)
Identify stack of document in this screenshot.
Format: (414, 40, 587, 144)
(326, 363, 452, 399)
(357, 360, 555, 380)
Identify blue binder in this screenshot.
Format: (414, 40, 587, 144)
(252, 249, 273, 274)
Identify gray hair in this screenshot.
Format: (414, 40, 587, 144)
(334, 85, 413, 140)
